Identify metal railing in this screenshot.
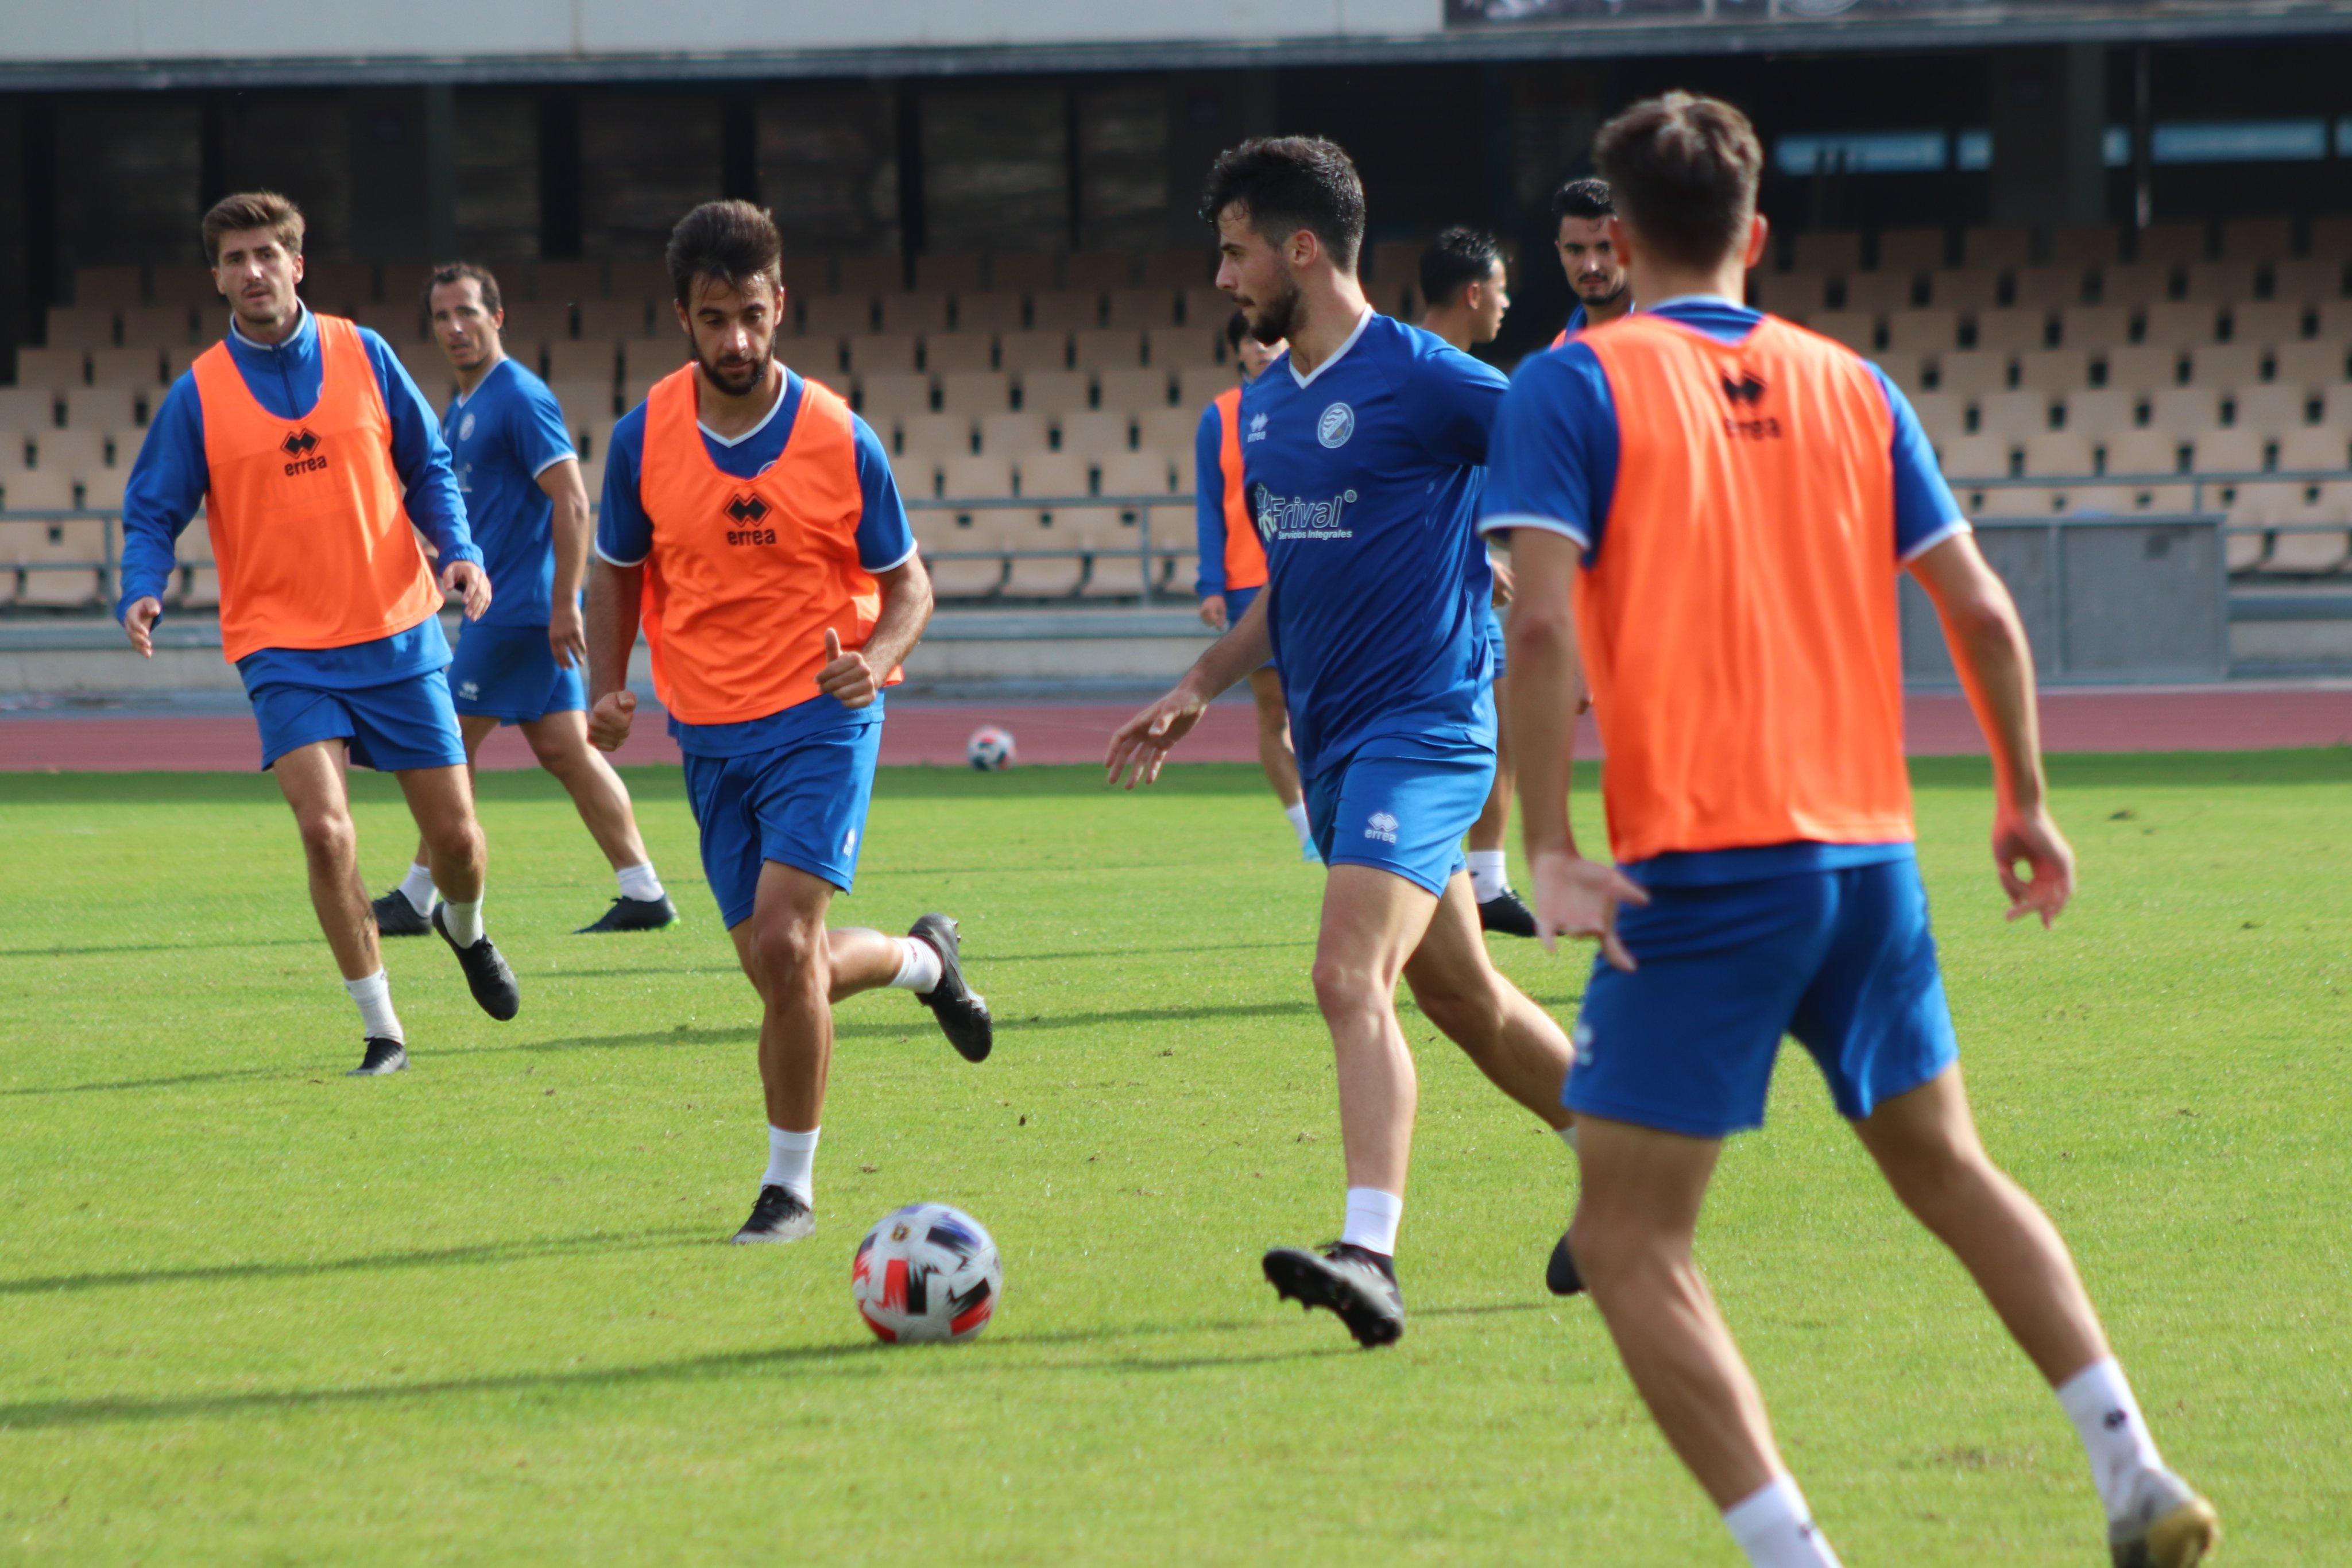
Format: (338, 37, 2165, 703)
(4, 464, 2351, 614)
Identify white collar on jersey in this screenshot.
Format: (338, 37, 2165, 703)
(450, 355, 513, 411)
(229, 300, 312, 353)
(1643, 293, 1751, 312)
(1286, 305, 1375, 390)
(699, 363, 790, 448)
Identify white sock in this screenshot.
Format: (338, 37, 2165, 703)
(1722, 1475, 1842, 1568)
(1340, 1187, 1404, 1256)
(1283, 799, 1313, 847)
(440, 896, 484, 946)
(887, 934, 945, 993)
(616, 862, 665, 903)
(764, 1125, 821, 1203)
(397, 861, 439, 916)
(2056, 1357, 2166, 1519)
(344, 969, 403, 1042)
(1467, 848, 1508, 903)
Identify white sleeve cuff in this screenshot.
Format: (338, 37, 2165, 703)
(593, 541, 647, 568)
(1899, 516, 1972, 564)
(1477, 512, 1592, 550)
(531, 450, 580, 479)
(867, 539, 920, 574)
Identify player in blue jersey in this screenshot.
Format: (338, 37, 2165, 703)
(1108, 138, 1579, 1348)
(1415, 227, 1538, 938)
(1549, 178, 1634, 347)
(371, 264, 676, 939)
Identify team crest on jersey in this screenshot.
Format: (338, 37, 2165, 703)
(1364, 810, 1399, 844)
(1316, 402, 1355, 448)
(458, 412, 476, 442)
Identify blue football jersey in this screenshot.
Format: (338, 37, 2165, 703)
(443, 357, 578, 629)
(1239, 311, 1508, 779)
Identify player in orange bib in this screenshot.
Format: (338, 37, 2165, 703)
(1484, 95, 2216, 1567)
(585, 202, 993, 1247)
(1193, 310, 1314, 860)
(117, 191, 518, 1077)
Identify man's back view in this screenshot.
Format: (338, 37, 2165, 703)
(1484, 92, 2218, 1568)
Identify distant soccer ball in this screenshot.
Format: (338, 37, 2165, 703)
(852, 1203, 1002, 1344)
(966, 725, 1016, 771)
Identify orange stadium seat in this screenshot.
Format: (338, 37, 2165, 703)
(1096, 367, 1173, 413)
(924, 334, 995, 375)
(1030, 293, 1101, 333)
(1059, 409, 1133, 458)
(880, 293, 950, 336)
(937, 371, 1012, 416)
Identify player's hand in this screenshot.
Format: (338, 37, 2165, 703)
(1993, 802, 2074, 928)
(1528, 847, 1650, 971)
(1490, 559, 1516, 609)
(1198, 595, 1229, 632)
(548, 603, 587, 670)
(816, 627, 878, 708)
(122, 597, 163, 657)
(442, 560, 493, 621)
(1105, 683, 1208, 790)
(588, 689, 636, 752)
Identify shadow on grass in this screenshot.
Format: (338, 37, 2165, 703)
(1, 936, 316, 960)
(0, 1225, 710, 1299)
(2, 1000, 1326, 1097)
(532, 938, 1315, 982)
(0, 1313, 1370, 1431)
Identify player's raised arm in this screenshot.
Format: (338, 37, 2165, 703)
(1906, 531, 2074, 926)
(1105, 582, 1274, 789)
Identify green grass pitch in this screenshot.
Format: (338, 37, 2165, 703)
(1, 752, 2346, 1563)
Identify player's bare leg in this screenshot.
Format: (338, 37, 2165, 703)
(1246, 667, 1316, 860)
(380, 713, 498, 934)
(1263, 864, 1442, 1346)
(1569, 1117, 1785, 1508)
(397, 761, 517, 1021)
(275, 740, 381, 983)
(274, 740, 406, 1073)
(519, 710, 679, 933)
(1854, 1069, 2216, 1564)
(725, 861, 992, 1244)
(1400, 871, 1573, 1126)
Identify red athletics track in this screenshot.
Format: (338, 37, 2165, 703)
(0, 685, 2347, 772)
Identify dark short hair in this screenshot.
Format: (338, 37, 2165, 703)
(1225, 309, 1250, 352)
(1551, 178, 1615, 224)
(1418, 227, 1503, 308)
(1593, 92, 1763, 270)
(424, 262, 503, 319)
(202, 191, 304, 266)
(1198, 137, 1366, 274)
(666, 200, 785, 308)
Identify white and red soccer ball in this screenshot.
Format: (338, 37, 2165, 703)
(852, 1203, 1002, 1344)
(966, 725, 1015, 771)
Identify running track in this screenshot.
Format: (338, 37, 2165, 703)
(1, 686, 2346, 772)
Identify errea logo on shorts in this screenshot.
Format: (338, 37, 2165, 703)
(1317, 403, 1355, 448)
(1364, 810, 1399, 844)
(1572, 1019, 1596, 1069)
(458, 680, 480, 700)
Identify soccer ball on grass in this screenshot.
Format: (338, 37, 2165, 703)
(966, 725, 1015, 771)
(852, 1203, 1002, 1344)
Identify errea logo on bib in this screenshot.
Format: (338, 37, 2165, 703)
(1317, 403, 1355, 448)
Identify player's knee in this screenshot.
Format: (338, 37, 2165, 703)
(749, 916, 826, 992)
(1566, 1204, 1659, 1291)
(295, 809, 355, 865)
(423, 814, 485, 869)
(1310, 958, 1384, 1020)
(1417, 982, 1506, 1050)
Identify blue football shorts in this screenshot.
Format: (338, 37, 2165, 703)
(1567, 854, 1960, 1139)
(1303, 740, 1492, 899)
(682, 720, 883, 928)
(248, 671, 467, 773)
(448, 621, 586, 725)
(1486, 603, 1508, 680)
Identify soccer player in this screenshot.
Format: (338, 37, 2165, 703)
(372, 262, 677, 938)
(1417, 228, 1538, 938)
(1486, 94, 2217, 1567)
(585, 201, 993, 1246)
(1108, 139, 1578, 1348)
(1195, 309, 1314, 861)
(1551, 177, 1635, 347)
(116, 191, 519, 1076)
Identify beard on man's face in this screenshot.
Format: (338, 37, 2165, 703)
(1246, 274, 1303, 346)
(1575, 273, 1628, 307)
(695, 342, 768, 397)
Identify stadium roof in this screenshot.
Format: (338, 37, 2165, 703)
(4, 0, 2351, 90)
